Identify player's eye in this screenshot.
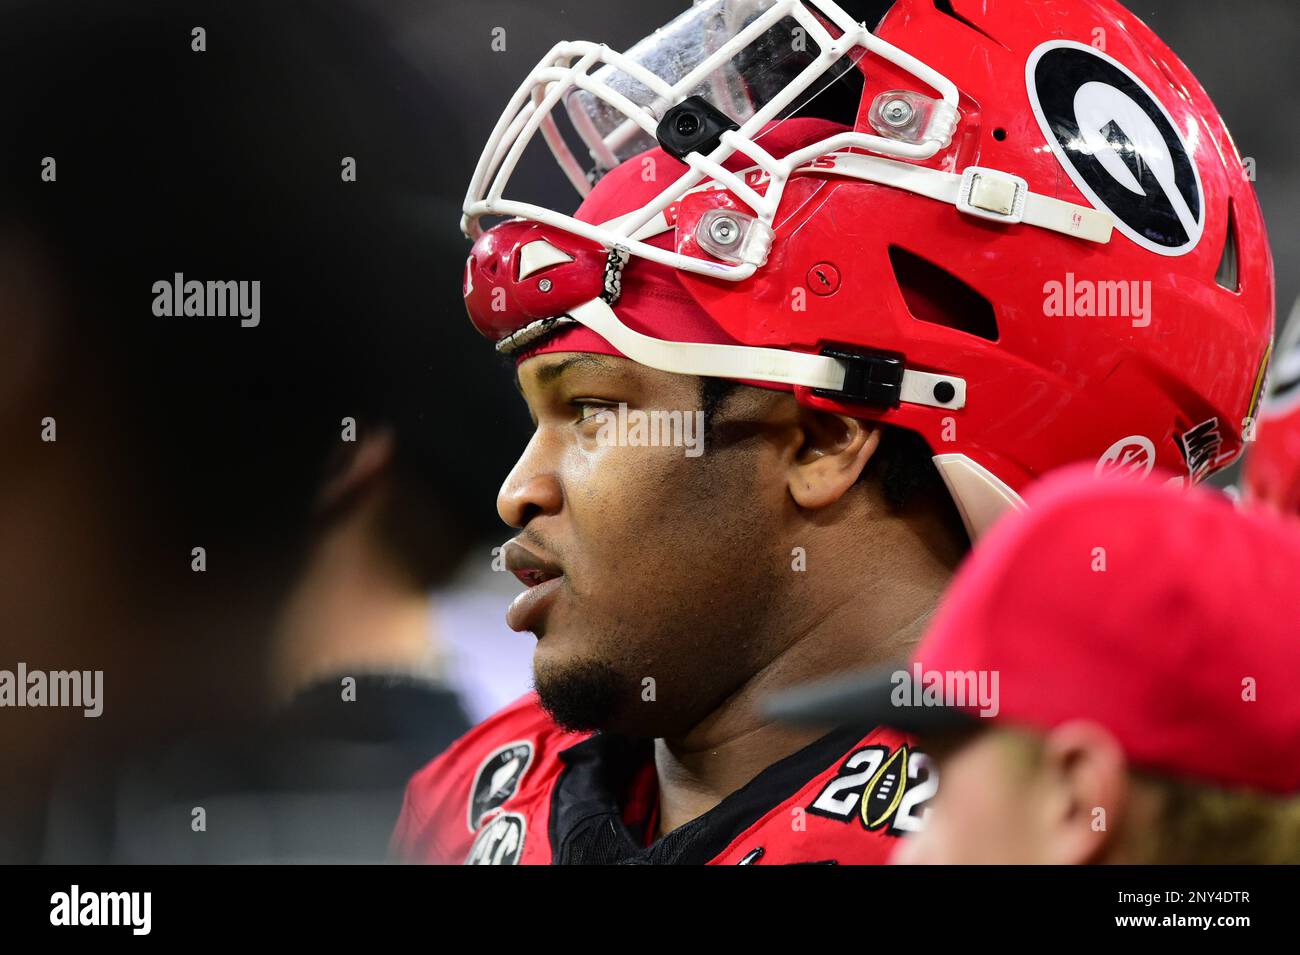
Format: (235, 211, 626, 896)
(571, 400, 618, 426)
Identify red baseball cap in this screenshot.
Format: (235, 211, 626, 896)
(767, 465, 1300, 795)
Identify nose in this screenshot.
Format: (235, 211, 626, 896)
(497, 429, 563, 530)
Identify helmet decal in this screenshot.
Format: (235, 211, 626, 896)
(1026, 40, 1204, 256)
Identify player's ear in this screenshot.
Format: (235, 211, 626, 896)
(1035, 720, 1130, 865)
(787, 406, 881, 509)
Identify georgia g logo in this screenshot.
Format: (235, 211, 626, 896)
(1027, 40, 1204, 256)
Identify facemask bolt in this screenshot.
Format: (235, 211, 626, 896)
(881, 98, 915, 128)
(708, 215, 741, 247)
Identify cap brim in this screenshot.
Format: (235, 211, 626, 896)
(762, 664, 981, 735)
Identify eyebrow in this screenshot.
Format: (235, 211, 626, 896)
(528, 353, 613, 387)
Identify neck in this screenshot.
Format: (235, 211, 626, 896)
(270, 495, 444, 704)
(652, 507, 958, 837)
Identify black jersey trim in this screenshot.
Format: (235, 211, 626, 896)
(547, 724, 874, 865)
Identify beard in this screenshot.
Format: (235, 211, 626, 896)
(533, 655, 632, 734)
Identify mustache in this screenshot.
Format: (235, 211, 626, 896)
(517, 527, 565, 565)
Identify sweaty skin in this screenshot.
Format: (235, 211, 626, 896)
(500, 352, 962, 837)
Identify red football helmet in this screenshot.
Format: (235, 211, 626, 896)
(462, 0, 1273, 537)
(1244, 296, 1300, 514)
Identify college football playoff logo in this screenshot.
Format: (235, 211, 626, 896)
(808, 744, 938, 835)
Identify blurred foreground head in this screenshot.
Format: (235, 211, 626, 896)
(0, 0, 515, 857)
(771, 467, 1300, 863)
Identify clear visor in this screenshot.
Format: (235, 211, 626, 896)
(564, 0, 853, 176)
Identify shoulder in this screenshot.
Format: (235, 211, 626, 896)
(393, 693, 588, 863)
(713, 726, 934, 865)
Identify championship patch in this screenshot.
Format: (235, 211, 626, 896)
(468, 740, 533, 831)
(1027, 40, 1204, 256)
(464, 812, 526, 866)
(808, 744, 938, 836)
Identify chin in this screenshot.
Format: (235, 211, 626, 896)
(532, 650, 630, 734)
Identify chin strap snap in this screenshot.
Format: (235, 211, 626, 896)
(557, 298, 966, 411)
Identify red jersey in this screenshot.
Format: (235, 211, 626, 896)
(394, 694, 935, 865)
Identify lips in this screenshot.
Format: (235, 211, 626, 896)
(502, 539, 565, 633)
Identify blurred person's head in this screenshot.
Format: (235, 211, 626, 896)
(767, 467, 1300, 864)
(0, 0, 516, 851)
(268, 425, 485, 702)
(898, 723, 1300, 864)
(1244, 294, 1300, 514)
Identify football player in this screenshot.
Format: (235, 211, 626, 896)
(395, 0, 1272, 864)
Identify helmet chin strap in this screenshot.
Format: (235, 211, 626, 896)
(557, 297, 967, 412)
(501, 296, 1021, 541)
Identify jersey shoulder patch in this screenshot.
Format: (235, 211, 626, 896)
(712, 726, 935, 865)
(392, 693, 588, 864)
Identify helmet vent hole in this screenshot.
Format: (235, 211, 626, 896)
(1215, 200, 1240, 293)
(933, 1, 1007, 49)
(889, 246, 998, 342)
(993, 127, 1008, 142)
